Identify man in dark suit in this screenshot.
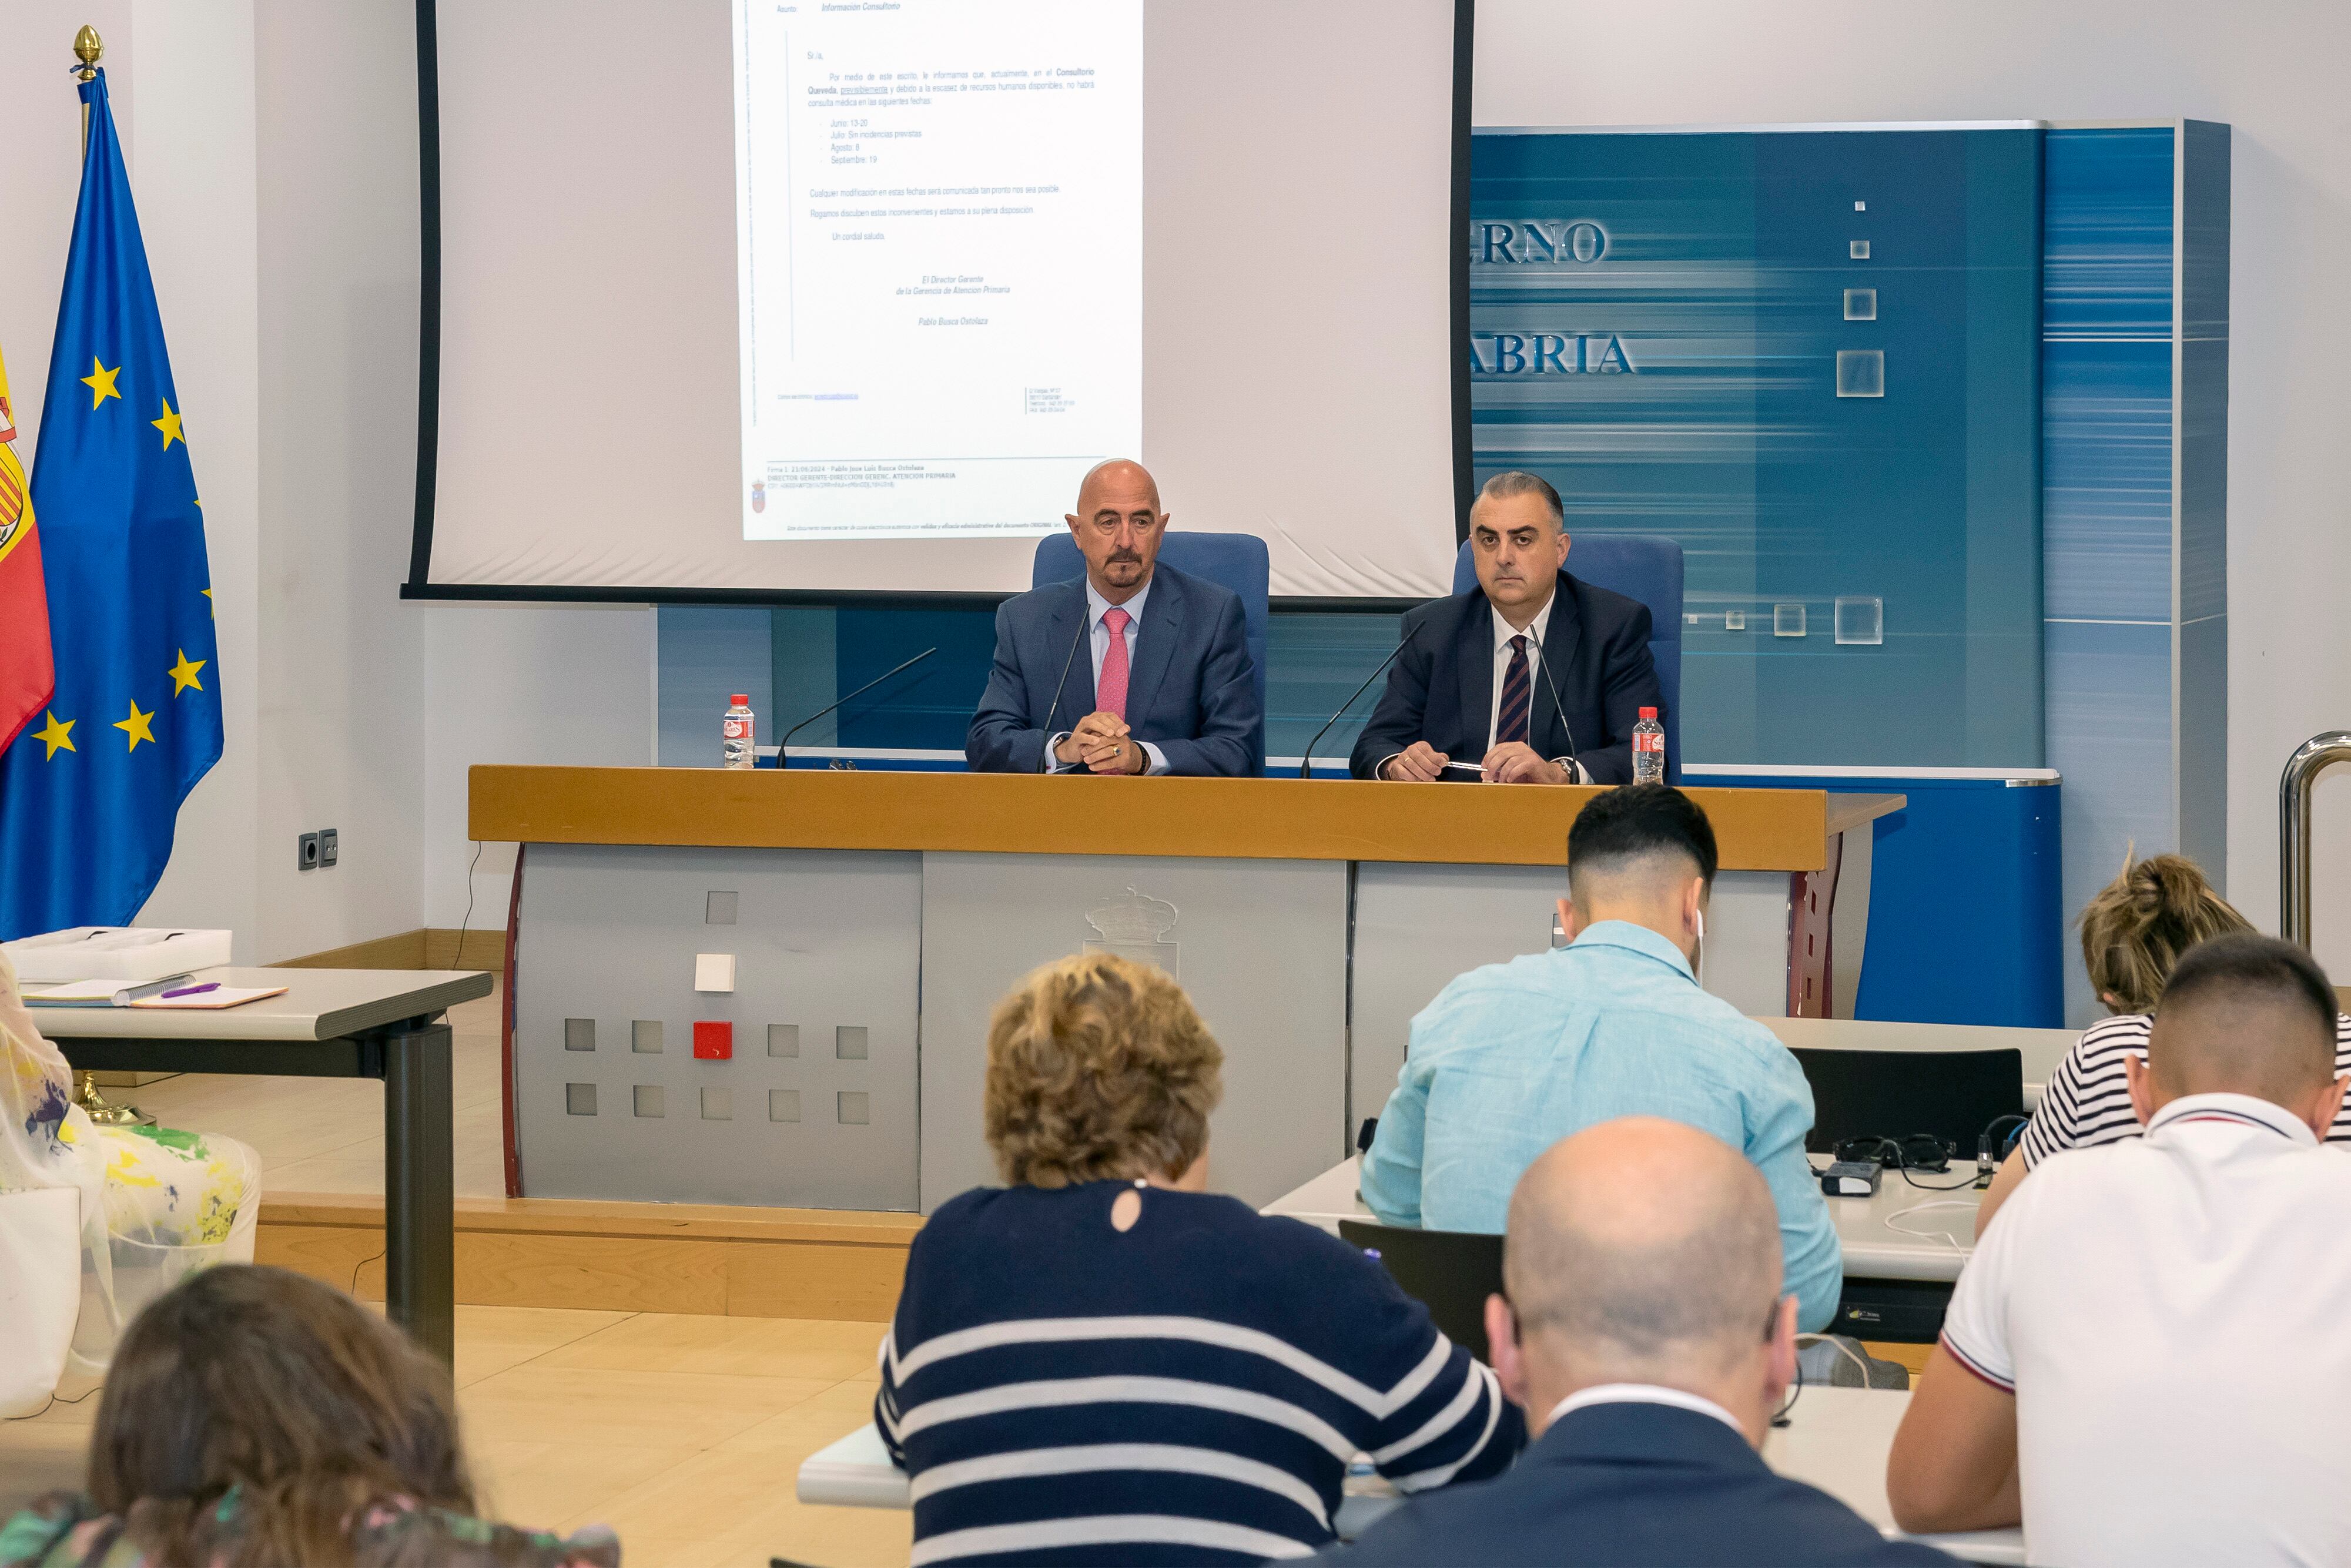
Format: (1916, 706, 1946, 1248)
(966, 459, 1259, 776)
(1317, 1117, 1958, 1567)
(1350, 471, 1662, 784)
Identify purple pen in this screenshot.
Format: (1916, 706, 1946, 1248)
(158, 981, 220, 1000)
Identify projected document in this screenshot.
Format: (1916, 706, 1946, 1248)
(731, 0, 1141, 541)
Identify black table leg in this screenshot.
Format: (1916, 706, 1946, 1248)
(380, 1018, 456, 1365)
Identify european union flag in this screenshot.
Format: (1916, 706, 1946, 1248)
(0, 69, 222, 940)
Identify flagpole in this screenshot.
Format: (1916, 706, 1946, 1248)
(63, 28, 153, 1130)
(73, 25, 102, 158)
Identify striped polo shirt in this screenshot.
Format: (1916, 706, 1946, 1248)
(877, 1180, 1521, 1565)
(1944, 1093, 2351, 1564)
(2016, 1010, 2351, 1168)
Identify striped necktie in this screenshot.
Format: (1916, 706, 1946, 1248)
(1496, 634, 1532, 746)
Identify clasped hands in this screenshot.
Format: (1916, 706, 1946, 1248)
(1054, 711, 1146, 775)
(1381, 740, 1572, 785)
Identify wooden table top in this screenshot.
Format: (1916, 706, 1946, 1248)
(470, 766, 1903, 872)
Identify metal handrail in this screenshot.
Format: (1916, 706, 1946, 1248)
(2279, 731, 2351, 946)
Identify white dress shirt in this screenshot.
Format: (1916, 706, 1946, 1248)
(1485, 595, 1587, 782)
(1943, 1091, 2351, 1567)
(1547, 1382, 1746, 1438)
(1487, 597, 1556, 753)
(1045, 578, 1168, 775)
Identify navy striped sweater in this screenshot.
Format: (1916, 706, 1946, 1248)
(877, 1181, 1522, 1565)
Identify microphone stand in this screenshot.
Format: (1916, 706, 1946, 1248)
(1519, 618, 1583, 781)
(776, 648, 937, 770)
(1298, 629, 1417, 779)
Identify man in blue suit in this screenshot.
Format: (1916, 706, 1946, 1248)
(1351, 471, 1661, 784)
(1319, 1118, 1958, 1567)
(967, 459, 1260, 776)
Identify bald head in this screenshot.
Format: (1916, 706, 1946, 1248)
(1067, 459, 1167, 601)
(1506, 1118, 1781, 1380)
(1074, 458, 1161, 518)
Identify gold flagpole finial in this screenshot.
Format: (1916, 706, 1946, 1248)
(73, 25, 103, 81)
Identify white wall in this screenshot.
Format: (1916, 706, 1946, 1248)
(1476, 0, 2351, 976)
(420, 605, 657, 931)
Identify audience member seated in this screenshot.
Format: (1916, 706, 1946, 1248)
(0, 1264, 618, 1567)
(1888, 934, 2351, 1564)
(876, 952, 1519, 1566)
(0, 950, 262, 1383)
(1977, 852, 2351, 1235)
(1319, 1117, 1957, 1566)
(1359, 783, 1841, 1331)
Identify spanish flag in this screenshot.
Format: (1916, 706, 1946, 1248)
(0, 340, 52, 754)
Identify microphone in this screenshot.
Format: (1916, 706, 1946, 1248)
(1040, 606, 1091, 773)
(1519, 618, 1583, 779)
(776, 648, 937, 770)
(1298, 625, 1420, 779)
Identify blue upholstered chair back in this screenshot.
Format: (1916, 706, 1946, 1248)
(1032, 531, 1270, 773)
(1452, 534, 1684, 783)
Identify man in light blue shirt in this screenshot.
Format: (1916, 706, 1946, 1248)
(1361, 785, 1843, 1331)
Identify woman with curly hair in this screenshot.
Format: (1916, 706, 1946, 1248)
(876, 951, 1519, 1567)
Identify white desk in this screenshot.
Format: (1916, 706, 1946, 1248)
(1265, 1155, 1985, 1284)
(41, 966, 493, 1364)
(795, 1388, 2024, 1563)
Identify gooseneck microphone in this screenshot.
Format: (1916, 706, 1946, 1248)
(1519, 618, 1583, 778)
(1298, 625, 1420, 779)
(776, 647, 937, 770)
(1039, 607, 1091, 773)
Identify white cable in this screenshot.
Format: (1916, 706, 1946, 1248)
(1884, 1198, 1977, 1251)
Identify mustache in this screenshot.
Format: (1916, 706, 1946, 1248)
(1107, 552, 1144, 565)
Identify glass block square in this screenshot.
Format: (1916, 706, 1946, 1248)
(1774, 603, 1807, 638)
(1849, 240, 1871, 259)
(701, 1087, 732, 1120)
(706, 890, 739, 925)
(1843, 288, 1877, 321)
(836, 1026, 869, 1061)
(633, 1085, 665, 1118)
(768, 1024, 799, 1058)
(1854, 200, 1867, 212)
(769, 1089, 801, 1123)
(563, 1018, 595, 1053)
(1836, 597, 1886, 645)
(1725, 611, 1746, 631)
(565, 1083, 597, 1116)
(839, 1091, 871, 1126)
(1836, 350, 1884, 398)
(632, 1020, 664, 1054)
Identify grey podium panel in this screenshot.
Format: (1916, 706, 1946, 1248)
(514, 844, 921, 1209)
(1350, 864, 1795, 1128)
(920, 852, 1348, 1213)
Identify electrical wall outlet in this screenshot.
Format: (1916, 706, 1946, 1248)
(320, 827, 339, 867)
(297, 832, 320, 870)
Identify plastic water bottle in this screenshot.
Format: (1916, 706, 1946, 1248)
(722, 693, 755, 770)
(1632, 706, 1665, 785)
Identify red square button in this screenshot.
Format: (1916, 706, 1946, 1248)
(693, 1021, 733, 1060)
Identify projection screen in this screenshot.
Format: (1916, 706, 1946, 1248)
(405, 0, 1465, 602)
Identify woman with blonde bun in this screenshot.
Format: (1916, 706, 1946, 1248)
(1975, 852, 2351, 1234)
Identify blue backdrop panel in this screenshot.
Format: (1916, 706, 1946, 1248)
(1470, 127, 2045, 769)
(1686, 769, 2064, 1027)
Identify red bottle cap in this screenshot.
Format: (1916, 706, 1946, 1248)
(1639, 706, 1657, 719)
(731, 694, 749, 706)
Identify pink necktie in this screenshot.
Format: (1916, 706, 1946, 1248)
(1098, 607, 1132, 719)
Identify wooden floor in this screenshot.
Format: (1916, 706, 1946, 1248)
(0, 1306, 912, 1568)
